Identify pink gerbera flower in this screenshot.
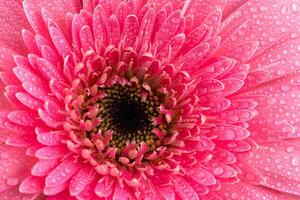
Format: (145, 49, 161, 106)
(1, 0, 300, 199)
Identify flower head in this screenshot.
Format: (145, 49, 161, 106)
(0, 0, 300, 199)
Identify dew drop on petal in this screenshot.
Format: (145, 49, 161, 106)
(286, 146, 295, 153)
(269, 147, 277, 153)
(250, 7, 257, 13)
(6, 177, 19, 186)
(291, 157, 300, 166)
(213, 167, 224, 176)
(292, 3, 300, 12)
(281, 5, 288, 14)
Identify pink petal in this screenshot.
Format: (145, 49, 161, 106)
(246, 84, 300, 142)
(220, 78, 244, 96)
(137, 8, 155, 50)
(242, 70, 270, 90)
(223, 63, 250, 81)
(217, 181, 298, 200)
(35, 146, 68, 159)
(180, 43, 209, 69)
(44, 182, 68, 196)
(203, 98, 231, 113)
(16, 92, 43, 110)
(209, 163, 237, 179)
(187, 164, 216, 186)
(209, 124, 250, 140)
(156, 185, 175, 200)
(79, 25, 94, 52)
(7, 110, 37, 127)
(115, 1, 127, 31)
(158, 33, 186, 61)
(195, 58, 234, 80)
(201, 8, 222, 36)
(237, 161, 266, 185)
(22, 29, 40, 54)
(38, 108, 61, 128)
(46, 158, 80, 187)
(186, 0, 226, 28)
(0, 1, 30, 53)
(172, 176, 199, 200)
(19, 176, 44, 194)
(154, 10, 182, 48)
(215, 140, 251, 152)
(242, 141, 300, 195)
(112, 183, 132, 200)
(36, 58, 65, 81)
(77, 181, 99, 200)
(31, 159, 59, 177)
(0, 111, 9, 128)
(229, 99, 257, 110)
(123, 15, 139, 47)
(198, 79, 224, 95)
(22, 82, 50, 101)
(5, 85, 26, 108)
(0, 186, 36, 200)
(201, 36, 221, 60)
(69, 165, 96, 196)
(41, 45, 60, 66)
(0, 146, 35, 192)
(49, 26, 72, 57)
(216, 109, 257, 124)
(93, 4, 108, 44)
(44, 100, 66, 121)
(24, 0, 80, 34)
(0, 72, 20, 85)
(14, 55, 34, 71)
(107, 15, 120, 46)
(36, 129, 66, 146)
(94, 176, 115, 198)
(223, 0, 247, 18)
(182, 25, 207, 53)
(212, 148, 236, 164)
(4, 120, 34, 135)
(249, 38, 300, 81)
(13, 67, 43, 85)
(222, 41, 259, 63)
(220, 0, 300, 56)
(6, 134, 36, 147)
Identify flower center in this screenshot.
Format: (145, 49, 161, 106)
(97, 84, 161, 148)
(79, 79, 170, 157)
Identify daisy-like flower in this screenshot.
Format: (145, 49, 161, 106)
(1, 0, 300, 199)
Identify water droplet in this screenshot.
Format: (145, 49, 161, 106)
(292, 3, 300, 12)
(276, 182, 282, 187)
(6, 177, 19, 186)
(291, 33, 298, 39)
(292, 157, 300, 166)
(281, 85, 290, 92)
(281, 27, 288, 32)
(228, 143, 237, 148)
(250, 7, 257, 13)
(65, 168, 71, 174)
(231, 193, 238, 199)
(281, 5, 288, 14)
(260, 6, 268, 11)
(213, 167, 224, 176)
(286, 146, 295, 153)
